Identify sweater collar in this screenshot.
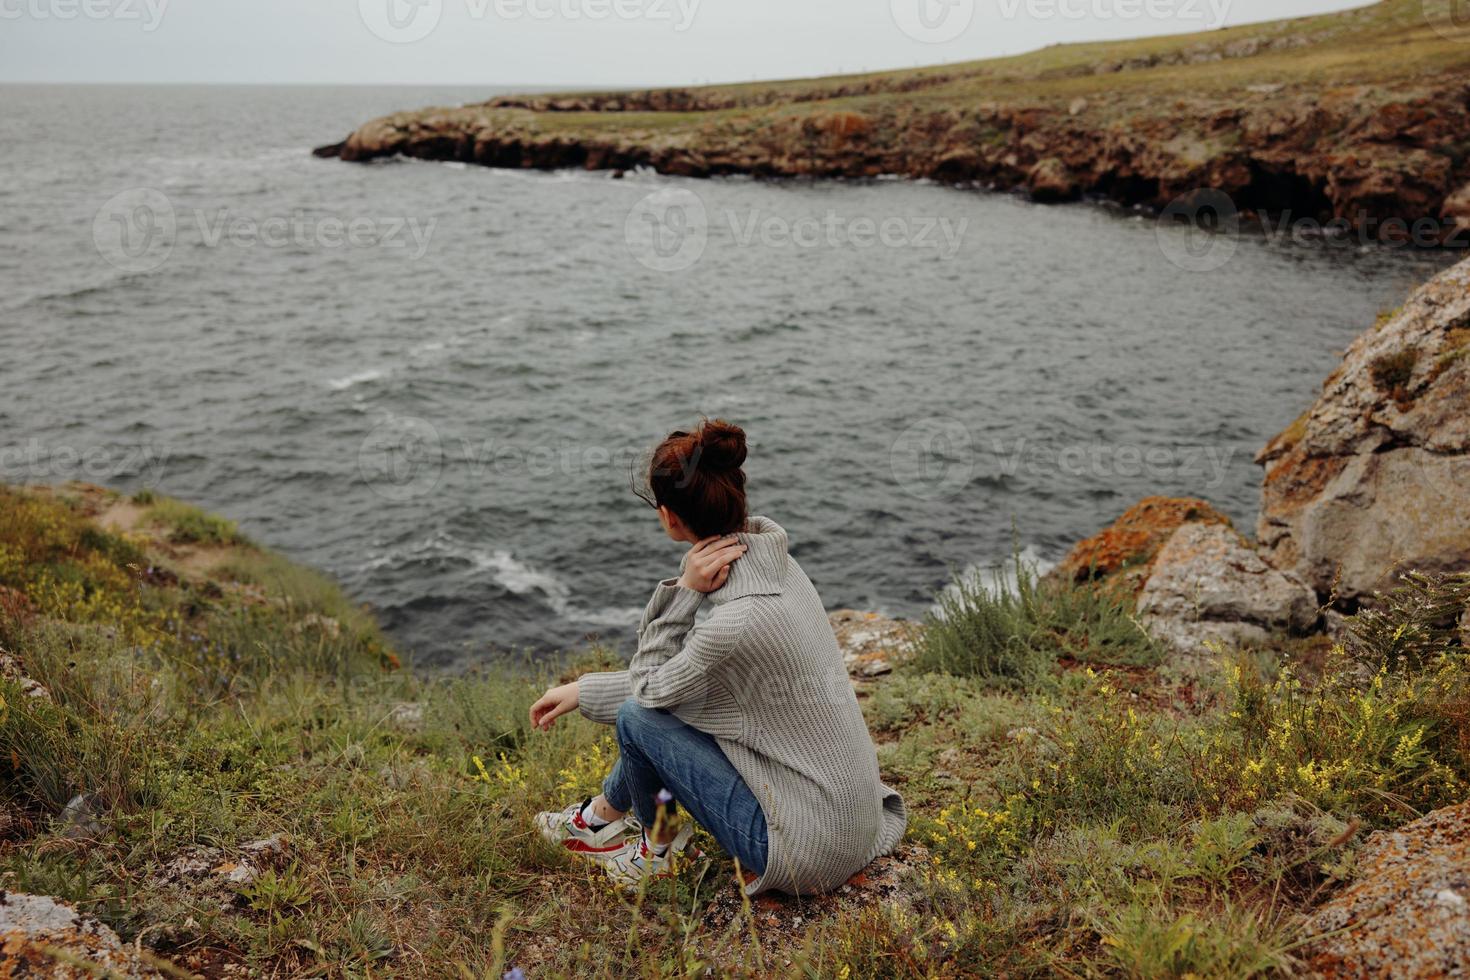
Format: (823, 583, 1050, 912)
(708, 515, 788, 604)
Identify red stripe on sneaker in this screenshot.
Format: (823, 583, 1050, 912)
(564, 839, 626, 854)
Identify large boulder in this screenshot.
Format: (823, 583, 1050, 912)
(0, 892, 162, 978)
(1138, 522, 1318, 657)
(1257, 257, 1470, 602)
(1055, 496, 1233, 594)
(1302, 800, 1470, 978)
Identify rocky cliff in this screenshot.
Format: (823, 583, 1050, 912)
(1257, 256, 1470, 605)
(319, 1, 1470, 238)
(1058, 252, 1470, 656)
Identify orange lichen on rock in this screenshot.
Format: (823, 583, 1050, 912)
(1302, 800, 1470, 978)
(818, 111, 871, 138)
(1054, 496, 1232, 589)
(0, 892, 164, 978)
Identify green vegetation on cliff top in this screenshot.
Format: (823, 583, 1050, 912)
(381, 0, 1470, 138)
(1, 482, 1468, 976)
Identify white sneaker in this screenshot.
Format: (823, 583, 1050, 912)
(603, 824, 702, 887)
(535, 797, 640, 862)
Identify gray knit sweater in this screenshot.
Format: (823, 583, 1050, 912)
(578, 517, 907, 895)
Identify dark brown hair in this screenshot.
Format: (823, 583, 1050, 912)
(634, 418, 748, 538)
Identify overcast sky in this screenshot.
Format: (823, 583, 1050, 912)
(2, 0, 1369, 86)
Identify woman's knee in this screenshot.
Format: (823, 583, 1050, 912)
(614, 698, 652, 742)
(614, 699, 674, 746)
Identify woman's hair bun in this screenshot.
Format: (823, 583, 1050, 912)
(697, 419, 747, 473)
(636, 417, 749, 537)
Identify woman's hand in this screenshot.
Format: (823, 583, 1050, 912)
(678, 535, 748, 593)
(529, 680, 579, 731)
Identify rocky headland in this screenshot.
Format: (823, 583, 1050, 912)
(319, 0, 1470, 238)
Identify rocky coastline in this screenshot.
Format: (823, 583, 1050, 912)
(1043, 253, 1469, 663)
(318, 0, 1470, 239)
(4, 252, 1469, 973)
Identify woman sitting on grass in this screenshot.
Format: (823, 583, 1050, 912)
(530, 418, 906, 893)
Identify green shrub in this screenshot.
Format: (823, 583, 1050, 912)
(909, 556, 1160, 684)
(1094, 902, 1297, 979)
(1345, 570, 1470, 672)
(1368, 348, 1418, 399)
(1225, 650, 1468, 824)
(145, 496, 245, 546)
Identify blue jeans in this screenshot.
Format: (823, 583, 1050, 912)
(602, 700, 769, 876)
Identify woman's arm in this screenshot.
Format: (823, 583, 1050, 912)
(628, 593, 748, 710)
(626, 535, 748, 709)
(530, 536, 745, 728)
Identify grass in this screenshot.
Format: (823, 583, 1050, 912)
(0, 484, 1467, 976)
(138, 493, 246, 546)
(352, 0, 1470, 149)
(910, 555, 1161, 684)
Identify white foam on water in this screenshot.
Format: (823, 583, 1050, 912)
(576, 605, 643, 628)
(473, 549, 574, 616)
(472, 549, 642, 628)
(327, 368, 388, 391)
(932, 544, 1057, 617)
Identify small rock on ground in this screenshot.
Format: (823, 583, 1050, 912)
(698, 844, 931, 962)
(0, 892, 165, 978)
(829, 610, 918, 677)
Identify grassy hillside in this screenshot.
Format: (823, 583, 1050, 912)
(323, 0, 1470, 232)
(2, 482, 1468, 975)
(477, 0, 1466, 125)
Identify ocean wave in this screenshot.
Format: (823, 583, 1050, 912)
(360, 535, 630, 627)
(0, 271, 145, 314)
(327, 368, 388, 391)
(472, 548, 572, 613)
